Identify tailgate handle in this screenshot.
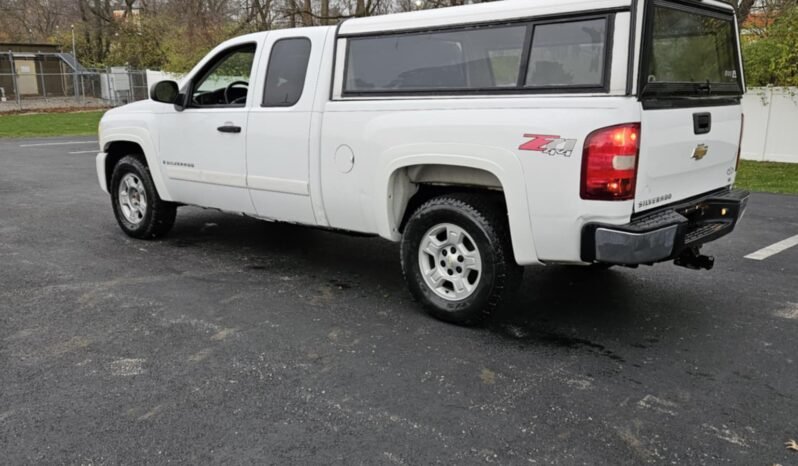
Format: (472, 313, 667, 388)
(693, 113, 711, 135)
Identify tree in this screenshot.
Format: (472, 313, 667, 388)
(106, 15, 169, 69)
(4, 0, 790, 76)
(743, 5, 798, 86)
(734, 0, 757, 25)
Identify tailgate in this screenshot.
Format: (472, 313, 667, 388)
(635, 105, 741, 213)
(634, 0, 744, 213)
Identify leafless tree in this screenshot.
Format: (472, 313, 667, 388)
(0, 0, 795, 69)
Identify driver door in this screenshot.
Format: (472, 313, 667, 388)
(158, 40, 261, 213)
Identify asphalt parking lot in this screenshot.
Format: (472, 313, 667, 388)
(1, 136, 797, 465)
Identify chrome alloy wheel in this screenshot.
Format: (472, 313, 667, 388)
(418, 223, 483, 301)
(118, 173, 148, 225)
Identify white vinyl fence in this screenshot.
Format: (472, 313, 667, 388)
(741, 87, 798, 164)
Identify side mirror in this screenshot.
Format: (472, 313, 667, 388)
(150, 80, 179, 104)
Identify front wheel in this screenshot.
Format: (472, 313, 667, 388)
(400, 193, 522, 325)
(110, 155, 176, 239)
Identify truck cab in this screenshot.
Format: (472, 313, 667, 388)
(97, 0, 749, 325)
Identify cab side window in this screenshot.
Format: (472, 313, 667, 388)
(263, 38, 312, 107)
(192, 44, 256, 107)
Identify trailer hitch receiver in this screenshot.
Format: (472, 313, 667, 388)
(674, 247, 715, 270)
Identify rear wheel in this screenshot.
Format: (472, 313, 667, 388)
(110, 155, 176, 239)
(400, 193, 522, 325)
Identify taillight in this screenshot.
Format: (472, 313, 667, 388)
(580, 123, 640, 201)
(735, 114, 744, 172)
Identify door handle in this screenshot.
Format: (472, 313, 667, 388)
(217, 125, 242, 134)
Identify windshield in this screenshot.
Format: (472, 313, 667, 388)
(641, 2, 742, 97)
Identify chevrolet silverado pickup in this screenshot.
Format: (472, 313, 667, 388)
(97, 0, 749, 324)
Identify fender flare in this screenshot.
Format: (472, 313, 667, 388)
(101, 128, 173, 202)
(376, 147, 539, 265)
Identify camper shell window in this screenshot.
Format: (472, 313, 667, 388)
(526, 19, 607, 88)
(639, 0, 743, 102)
(341, 14, 613, 97)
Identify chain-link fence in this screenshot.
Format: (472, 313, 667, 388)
(0, 52, 150, 112)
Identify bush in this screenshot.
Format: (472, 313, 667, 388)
(743, 6, 798, 87)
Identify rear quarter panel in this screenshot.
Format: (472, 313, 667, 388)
(319, 96, 641, 264)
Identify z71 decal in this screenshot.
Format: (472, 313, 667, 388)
(519, 134, 577, 157)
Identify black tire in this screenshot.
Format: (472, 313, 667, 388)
(400, 193, 522, 325)
(110, 155, 176, 239)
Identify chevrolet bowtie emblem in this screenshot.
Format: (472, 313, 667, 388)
(692, 144, 709, 161)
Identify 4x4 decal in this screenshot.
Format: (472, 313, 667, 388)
(519, 134, 577, 157)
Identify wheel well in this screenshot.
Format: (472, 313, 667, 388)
(105, 141, 146, 189)
(391, 164, 507, 234)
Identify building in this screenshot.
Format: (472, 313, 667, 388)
(0, 43, 84, 101)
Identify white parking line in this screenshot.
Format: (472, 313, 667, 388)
(745, 234, 798, 261)
(68, 150, 99, 154)
(19, 141, 96, 147)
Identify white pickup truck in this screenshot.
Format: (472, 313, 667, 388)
(97, 0, 749, 324)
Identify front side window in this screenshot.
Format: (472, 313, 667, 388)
(344, 25, 527, 93)
(526, 19, 607, 88)
(641, 2, 742, 97)
(263, 38, 312, 107)
(192, 44, 256, 107)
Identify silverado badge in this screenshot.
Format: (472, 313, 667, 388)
(692, 144, 709, 161)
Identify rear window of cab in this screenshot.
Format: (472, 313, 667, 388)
(342, 15, 612, 96)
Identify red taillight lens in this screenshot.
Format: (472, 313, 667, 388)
(735, 114, 744, 172)
(580, 123, 640, 201)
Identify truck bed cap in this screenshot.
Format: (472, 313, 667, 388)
(338, 0, 630, 36)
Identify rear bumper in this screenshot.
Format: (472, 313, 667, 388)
(581, 188, 749, 265)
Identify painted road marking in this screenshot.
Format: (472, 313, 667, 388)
(68, 150, 99, 154)
(19, 141, 96, 147)
(745, 234, 798, 260)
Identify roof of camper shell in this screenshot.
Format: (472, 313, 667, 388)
(337, 0, 735, 36)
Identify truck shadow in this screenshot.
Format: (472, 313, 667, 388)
(484, 262, 730, 367)
(168, 209, 705, 357)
